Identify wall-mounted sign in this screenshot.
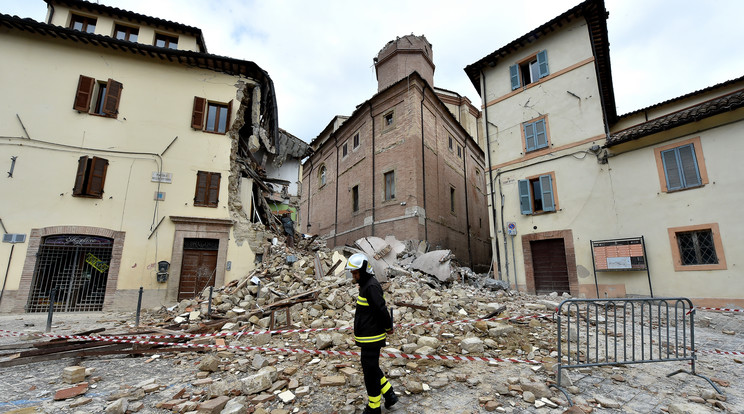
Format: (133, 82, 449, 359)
(507, 222, 517, 236)
(152, 172, 172, 183)
(592, 238, 647, 271)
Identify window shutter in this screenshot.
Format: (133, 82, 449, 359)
(192, 96, 206, 129)
(524, 122, 536, 152)
(207, 172, 221, 206)
(518, 179, 532, 214)
(87, 157, 108, 197)
(194, 171, 208, 205)
(661, 149, 683, 190)
(225, 100, 233, 132)
(535, 119, 547, 149)
(73, 75, 95, 112)
(509, 64, 520, 90)
(73, 156, 88, 195)
(537, 50, 549, 78)
(677, 144, 701, 187)
(102, 79, 123, 116)
(539, 174, 555, 211)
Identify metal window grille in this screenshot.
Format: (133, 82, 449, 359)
(677, 230, 717, 265)
(26, 235, 113, 313)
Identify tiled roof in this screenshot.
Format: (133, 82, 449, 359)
(45, 0, 206, 51)
(607, 89, 744, 146)
(0, 12, 279, 147)
(464, 0, 616, 122)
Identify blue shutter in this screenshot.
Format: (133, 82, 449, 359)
(677, 144, 701, 188)
(661, 149, 683, 190)
(537, 50, 549, 78)
(519, 179, 532, 214)
(509, 64, 520, 90)
(535, 119, 547, 149)
(539, 175, 555, 211)
(524, 122, 536, 152)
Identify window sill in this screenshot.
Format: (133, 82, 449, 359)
(72, 194, 103, 199)
(194, 203, 218, 208)
(664, 184, 704, 194)
(199, 129, 228, 135)
(81, 112, 117, 119)
(672, 263, 727, 271)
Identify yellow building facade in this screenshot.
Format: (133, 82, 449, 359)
(0, 0, 279, 312)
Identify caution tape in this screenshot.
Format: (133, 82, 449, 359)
(696, 306, 744, 314)
(0, 329, 544, 364)
(700, 349, 744, 356)
(0, 313, 551, 342)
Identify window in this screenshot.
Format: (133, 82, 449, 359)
(319, 165, 327, 187)
(523, 118, 548, 152)
(510, 50, 549, 90)
(73, 156, 108, 198)
(352, 185, 359, 212)
(448, 136, 453, 150)
(342, 143, 348, 157)
(384, 111, 394, 127)
(475, 169, 482, 189)
(450, 187, 456, 213)
(154, 33, 178, 49)
(192, 97, 232, 134)
(654, 137, 708, 192)
(353, 133, 360, 148)
(73, 75, 123, 117)
(668, 223, 726, 271)
(70, 14, 96, 33)
(194, 171, 221, 207)
(519, 173, 556, 214)
(114, 24, 138, 42)
(384, 171, 395, 201)
(457, 145, 462, 158)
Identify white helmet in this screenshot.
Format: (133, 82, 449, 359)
(345, 253, 374, 275)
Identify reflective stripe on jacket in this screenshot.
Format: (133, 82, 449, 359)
(354, 274, 392, 348)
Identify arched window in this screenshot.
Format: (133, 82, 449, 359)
(319, 165, 327, 186)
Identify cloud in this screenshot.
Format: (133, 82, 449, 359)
(3, 0, 743, 140)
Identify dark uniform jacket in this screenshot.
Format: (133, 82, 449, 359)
(354, 273, 393, 348)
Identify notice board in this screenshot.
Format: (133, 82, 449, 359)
(591, 237, 647, 271)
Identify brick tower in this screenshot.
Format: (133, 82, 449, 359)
(374, 34, 435, 92)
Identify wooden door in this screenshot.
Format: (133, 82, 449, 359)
(178, 249, 217, 301)
(530, 238, 570, 295)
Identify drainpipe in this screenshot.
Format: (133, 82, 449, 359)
(419, 83, 429, 241)
(333, 132, 339, 246)
(368, 102, 376, 236)
(481, 70, 501, 279)
(462, 144, 473, 269)
(305, 159, 313, 232)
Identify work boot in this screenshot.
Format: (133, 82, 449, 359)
(361, 406, 381, 414)
(384, 390, 399, 409)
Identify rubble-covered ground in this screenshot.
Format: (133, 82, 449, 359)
(1, 234, 742, 414)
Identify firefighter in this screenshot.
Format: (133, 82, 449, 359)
(346, 253, 399, 413)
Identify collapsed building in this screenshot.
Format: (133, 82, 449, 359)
(0, 0, 307, 312)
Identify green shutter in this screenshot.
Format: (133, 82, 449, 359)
(539, 174, 555, 211)
(677, 144, 701, 187)
(524, 122, 536, 152)
(509, 64, 520, 90)
(537, 50, 549, 78)
(535, 119, 547, 149)
(661, 148, 683, 190)
(518, 179, 532, 214)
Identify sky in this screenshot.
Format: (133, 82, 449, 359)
(3, 0, 743, 142)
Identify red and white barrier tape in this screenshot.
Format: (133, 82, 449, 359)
(0, 330, 543, 364)
(700, 349, 744, 356)
(0, 313, 551, 342)
(696, 306, 744, 314)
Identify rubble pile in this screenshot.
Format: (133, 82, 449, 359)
(120, 232, 571, 413)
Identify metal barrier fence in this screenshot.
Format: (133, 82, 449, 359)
(554, 298, 721, 405)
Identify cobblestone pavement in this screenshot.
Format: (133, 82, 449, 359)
(0, 307, 741, 413)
